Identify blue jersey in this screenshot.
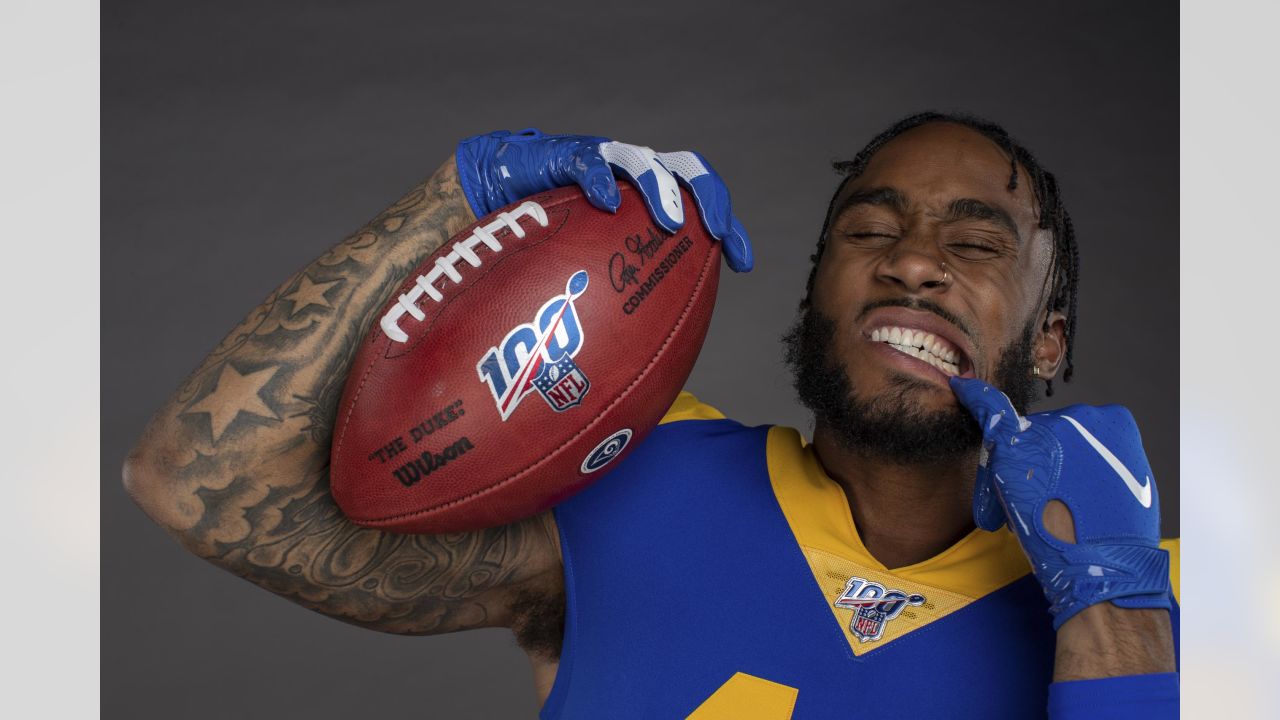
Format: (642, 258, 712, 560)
(543, 393, 1180, 719)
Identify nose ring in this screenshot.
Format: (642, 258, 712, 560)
(938, 261, 950, 286)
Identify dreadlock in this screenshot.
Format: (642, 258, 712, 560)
(804, 111, 1080, 394)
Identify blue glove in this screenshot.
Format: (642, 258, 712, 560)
(455, 128, 753, 272)
(950, 377, 1171, 629)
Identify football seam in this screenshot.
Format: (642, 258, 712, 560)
(354, 238, 720, 526)
(330, 189, 583, 483)
(395, 207, 573, 357)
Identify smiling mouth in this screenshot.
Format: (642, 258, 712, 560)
(869, 325, 970, 377)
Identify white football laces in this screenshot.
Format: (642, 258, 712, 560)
(380, 200, 549, 343)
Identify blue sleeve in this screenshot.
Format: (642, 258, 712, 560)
(1048, 673, 1179, 719)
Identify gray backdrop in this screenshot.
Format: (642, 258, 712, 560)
(103, 1, 1177, 717)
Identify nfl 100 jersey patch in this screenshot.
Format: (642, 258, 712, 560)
(834, 577, 926, 643)
(805, 545, 983, 655)
(477, 270, 592, 419)
(765, 426, 1036, 658)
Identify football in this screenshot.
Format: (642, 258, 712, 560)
(329, 184, 721, 533)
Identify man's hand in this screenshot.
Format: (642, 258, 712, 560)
(455, 128, 753, 272)
(949, 377, 1171, 629)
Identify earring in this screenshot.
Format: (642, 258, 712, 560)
(1032, 366, 1040, 377)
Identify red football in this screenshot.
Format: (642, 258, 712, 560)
(330, 184, 721, 533)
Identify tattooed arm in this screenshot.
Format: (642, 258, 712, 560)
(122, 158, 563, 636)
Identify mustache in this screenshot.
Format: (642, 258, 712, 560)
(854, 297, 974, 340)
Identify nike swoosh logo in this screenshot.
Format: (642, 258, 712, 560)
(1061, 415, 1153, 508)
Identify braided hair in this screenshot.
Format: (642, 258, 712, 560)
(805, 111, 1080, 394)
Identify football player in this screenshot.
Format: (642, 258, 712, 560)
(124, 113, 1178, 718)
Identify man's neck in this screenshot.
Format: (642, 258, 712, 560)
(811, 423, 979, 570)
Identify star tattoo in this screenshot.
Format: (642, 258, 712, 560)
(282, 274, 341, 317)
(183, 363, 281, 444)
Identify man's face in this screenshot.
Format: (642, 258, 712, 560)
(788, 122, 1061, 461)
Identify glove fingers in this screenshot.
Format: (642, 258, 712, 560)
(600, 141, 685, 233)
(722, 217, 754, 272)
(949, 376, 1025, 443)
(654, 151, 731, 234)
(654, 151, 754, 272)
(567, 144, 621, 213)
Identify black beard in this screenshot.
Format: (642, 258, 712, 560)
(781, 305, 1039, 464)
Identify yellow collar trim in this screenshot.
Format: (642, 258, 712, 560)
(766, 426, 1031, 654)
(766, 426, 1030, 598)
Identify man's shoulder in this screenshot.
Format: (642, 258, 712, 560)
(650, 392, 768, 443)
(589, 391, 778, 482)
(555, 391, 778, 529)
(658, 391, 731, 425)
(651, 392, 810, 467)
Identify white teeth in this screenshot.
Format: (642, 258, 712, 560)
(918, 349, 960, 376)
(932, 337, 955, 363)
(870, 324, 964, 375)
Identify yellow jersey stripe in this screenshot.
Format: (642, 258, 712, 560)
(659, 391, 728, 424)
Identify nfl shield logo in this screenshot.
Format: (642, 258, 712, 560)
(834, 576, 926, 643)
(477, 270, 592, 421)
(532, 354, 590, 412)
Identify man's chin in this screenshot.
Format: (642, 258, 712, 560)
(834, 381, 982, 463)
(783, 305, 987, 464)
(880, 369, 957, 400)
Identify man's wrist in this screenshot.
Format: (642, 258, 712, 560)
(1053, 602, 1176, 682)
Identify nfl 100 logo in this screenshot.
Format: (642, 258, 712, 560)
(834, 577, 926, 643)
(477, 271, 592, 420)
